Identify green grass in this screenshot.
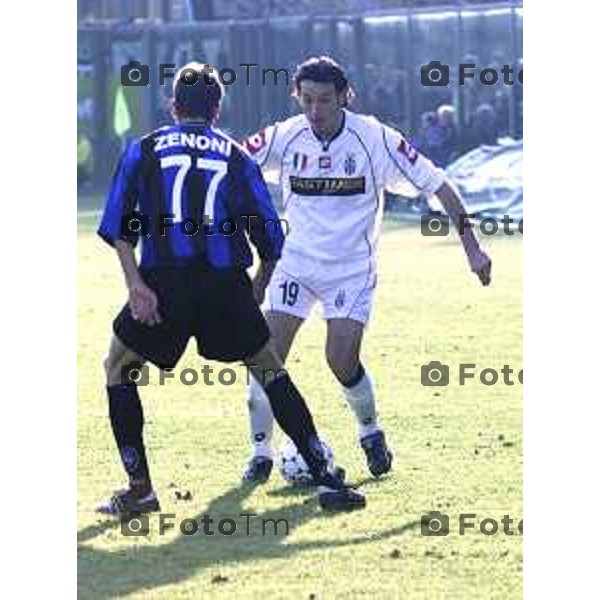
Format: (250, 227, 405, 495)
(78, 211, 522, 599)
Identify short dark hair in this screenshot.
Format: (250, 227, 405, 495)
(173, 62, 224, 121)
(293, 56, 349, 94)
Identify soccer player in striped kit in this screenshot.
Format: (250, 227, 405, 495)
(97, 62, 365, 514)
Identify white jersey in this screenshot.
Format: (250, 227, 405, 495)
(242, 109, 445, 264)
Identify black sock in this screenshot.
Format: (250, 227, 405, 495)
(107, 384, 152, 491)
(263, 375, 336, 486)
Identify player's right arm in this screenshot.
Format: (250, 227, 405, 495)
(98, 141, 144, 248)
(114, 240, 162, 325)
(97, 141, 162, 325)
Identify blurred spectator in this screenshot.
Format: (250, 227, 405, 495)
(426, 105, 460, 167)
(460, 52, 480, 120)
(489, 49, 507, 73)
(412, 111, 436, 155)
(515, 57, 523, 138)
(388, 68, 408, 130)
(475, 47, 506, 104)
(492, 89, 510, 138)
(77, 0, 95, 21)
(155, 90, 173, 127)
(370, 80, 395, 124)
(463, 103, 498, 152)
(190, 0, 214, 19)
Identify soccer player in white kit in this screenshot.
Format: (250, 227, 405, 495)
(242, 56, 492, 483)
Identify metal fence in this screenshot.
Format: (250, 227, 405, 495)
(77, 2, 522, 188)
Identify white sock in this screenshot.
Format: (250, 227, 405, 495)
(247, 376, 274, 459)
(342, 370, 380, 440)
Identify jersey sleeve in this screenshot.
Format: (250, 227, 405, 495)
(238, 156, 285, 262)
(97, 140, 143, 247)
(240, 124, 282, 183)
(378, 123, 446, 196)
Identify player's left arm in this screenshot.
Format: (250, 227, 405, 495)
(379, 123, 491, 286)
(433, 180, 491, 286)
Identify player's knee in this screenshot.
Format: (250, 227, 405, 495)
(326, 347, 360, 385)
(103, 349, 129, 386)
(104, 354, 120, 386)
(247, 379, 259, 409)
(248, 374, 265, 397)
(247, 382, 269, 412)
(103, 354, 113, 383)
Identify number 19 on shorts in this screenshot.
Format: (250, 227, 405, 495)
(279, 281, 299, 306)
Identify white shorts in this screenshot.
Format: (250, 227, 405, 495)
(263, 251, 377, 324)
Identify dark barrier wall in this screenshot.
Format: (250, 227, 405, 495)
(77, 3, 522, 189)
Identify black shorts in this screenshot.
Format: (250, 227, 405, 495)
(113, 260, 270, 369)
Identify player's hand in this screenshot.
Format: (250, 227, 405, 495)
(253, 276, 268, 305)
(128, 280, 163, 326)
(252, 260, 276, 305)
(467, 247, 492, 286)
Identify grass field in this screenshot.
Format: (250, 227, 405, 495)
(77, 211, 522, 599)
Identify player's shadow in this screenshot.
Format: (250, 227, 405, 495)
(265, 474, 384, 499)
(78, 483, 420, 599)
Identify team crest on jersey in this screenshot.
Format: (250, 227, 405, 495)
(397, 139, 419, 165)
(242, 129, 267, 155)
(335, 289, 346, 309)
(292, 152, 308, 171)
(344, 153, 357, 175)
(319, 155, 332, 170)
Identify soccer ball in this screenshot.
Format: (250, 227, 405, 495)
(277, 438, 334, 486)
